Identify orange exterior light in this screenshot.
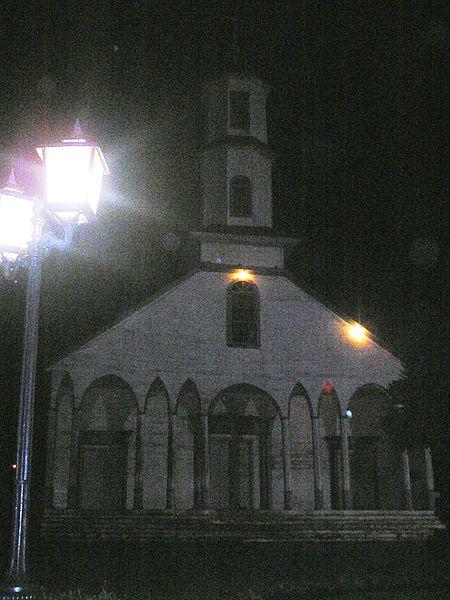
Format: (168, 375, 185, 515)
(347, 322, 368, 343)
(230, 269, 254, 282)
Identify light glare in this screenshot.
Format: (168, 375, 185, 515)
(36, 139, 109, 222)
(347, 322, 368, 343)
(230, 269, 254, 282)
(0, 189, 34, 259)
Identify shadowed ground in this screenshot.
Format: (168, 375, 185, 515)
(27, 536, 449, 599)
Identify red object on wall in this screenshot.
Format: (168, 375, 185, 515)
(322, 381, 334, 394)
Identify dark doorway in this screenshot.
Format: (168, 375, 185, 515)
(79, 431, 129, 511)
(326, 436, 343, 509)
(209, 414, 271, 510)
(351, 437, 380, 509)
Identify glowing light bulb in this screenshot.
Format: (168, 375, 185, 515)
(230, 269, 254, 282)
(347, 323, 368, 343)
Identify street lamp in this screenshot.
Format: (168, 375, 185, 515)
(0, 125, 109, 600)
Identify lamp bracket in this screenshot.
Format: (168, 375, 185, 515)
(1, 214, 79, 281)
(1, 251, 28, 282)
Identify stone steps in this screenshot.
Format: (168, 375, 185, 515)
(41, 510, 444, 543)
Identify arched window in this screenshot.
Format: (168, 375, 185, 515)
(229, 176, 252, 218)
(227, 281, 260, 348)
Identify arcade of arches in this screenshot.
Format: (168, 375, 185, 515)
(47, 375, 434, 513)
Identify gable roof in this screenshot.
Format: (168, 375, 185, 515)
(49, 262, 401, 370)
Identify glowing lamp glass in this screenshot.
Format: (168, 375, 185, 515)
(36, 139, 109, 223)
(231, 269, 253, 282)
(0, 186, 34, 260)
(347, 323, 367, 343)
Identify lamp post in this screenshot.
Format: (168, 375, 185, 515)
(0, 126, 109, 600)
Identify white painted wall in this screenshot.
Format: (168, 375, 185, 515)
(50, 270, 403, 511)
(55, 271, 402, 409)
(200, 242, 283, 268)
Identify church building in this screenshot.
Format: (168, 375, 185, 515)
(42, 69, 442, 544)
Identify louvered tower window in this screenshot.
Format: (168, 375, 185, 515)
(229, 176, 252, 218)
(229, 90, 250, 131)
(227, 281, 260, 348)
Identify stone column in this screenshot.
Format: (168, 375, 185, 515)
(259, 427, 272, 510)
(340, 416, 352, 509)
(311, 416, 324, 510)
(166, 410, 176, 509)
(44, 404, 57, 508)
(248, 438, 256, 510)
(67, 406, 81, 508)
(264, 428, 273, 510)
(424, 447, 435, 511)
(280, 417, 292, 510)
(401, 448, 413, 511)
(200, 413, 210, 510)
(133, 411, 144, 510)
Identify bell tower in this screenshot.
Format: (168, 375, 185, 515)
(194, 66, 295, 270)
(201, 74, 273, 229)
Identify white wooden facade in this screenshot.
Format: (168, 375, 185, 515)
(43, 73, 439, 539)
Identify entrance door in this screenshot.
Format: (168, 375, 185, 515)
(79, 431, 128, 511)
(325, 436, 343, 509)
(210, 434, 260, 509)
(351, 437, 379, 509)
(209, 414, 269, 510)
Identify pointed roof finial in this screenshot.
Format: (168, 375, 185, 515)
(224, 15, 240, 71)
(7, 169, 18, 188)
(5, 169, 20, 191)
(62, 119, 87, 144)
(72, 118, 83, 139)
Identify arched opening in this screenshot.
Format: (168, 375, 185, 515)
(288, 384, 314, 510)
(229, 175, 252, 218)
(143, 378, 170, 509)
(318, 387, 341, 509)
(175, 380, 202, 509)
(208, 384, 280, 510)
(78, 375, 138, 511)
(227, 280, 260, 348)
(348, 384, 400, 509)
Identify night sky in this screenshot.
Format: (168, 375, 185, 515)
(0, 0, 448, 554)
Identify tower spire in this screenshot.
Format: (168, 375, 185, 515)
(224, 15, 240, 72)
